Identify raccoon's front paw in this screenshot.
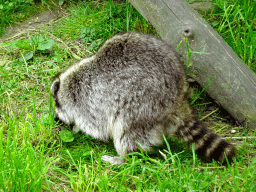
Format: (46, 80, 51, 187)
(72, 126, 80, 134)
(101, 155, 125, 165)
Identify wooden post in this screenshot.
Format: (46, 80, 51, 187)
(129, 0, 256, 128)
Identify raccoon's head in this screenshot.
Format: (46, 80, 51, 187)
(51, 57, 94, 126)
(51, 76, 74, 125)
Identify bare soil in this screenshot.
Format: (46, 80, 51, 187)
(2, 9, 61, 40)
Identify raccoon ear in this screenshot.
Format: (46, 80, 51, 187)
(51, 78, 60, 97)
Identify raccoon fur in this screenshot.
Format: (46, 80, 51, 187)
(51, 32, 235, 164)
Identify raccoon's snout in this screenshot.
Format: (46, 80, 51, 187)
(54, 116, 61, 123)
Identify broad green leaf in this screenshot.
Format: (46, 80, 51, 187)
(11, 40, 19, 48)
(28, 35, 44, 46)
(80, 27, 96, 38)
(19, 51, 34, 62)
(37, 38, 55, 50)
(11, 39, 31, 50)
(59, 130, 74, 142)
(87, 40, 102, 51)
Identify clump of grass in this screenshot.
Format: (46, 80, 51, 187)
(206, 0, 256, 72)
(0, 0, 37, 37)
(0, 93, 59, 191)
(0, 0, 67, 37)
(51, 0, 157, 55)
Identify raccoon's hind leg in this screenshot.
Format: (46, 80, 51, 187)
(101, 131, 142, 165)
(101, 121, 161, 165)
(178, 120, 236, 163)
(100, 132, 130, 165)
(101, 155, 125, 165)
(100, 118, 128, 165)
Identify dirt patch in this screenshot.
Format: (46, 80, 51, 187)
(0, 7, 66, 67)
(2, 9, 62, 40)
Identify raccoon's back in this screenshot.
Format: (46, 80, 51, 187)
(81, 33, 188, 121)
(90, 32, 186, 87)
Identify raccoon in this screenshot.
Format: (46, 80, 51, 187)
(51, 32, 235, 164)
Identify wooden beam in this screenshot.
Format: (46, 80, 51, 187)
(129, 0, 256, 128)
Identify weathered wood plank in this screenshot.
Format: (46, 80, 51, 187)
(129, 0, 256, 128)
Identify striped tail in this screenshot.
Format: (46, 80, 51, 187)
(178, 120, 236, 164)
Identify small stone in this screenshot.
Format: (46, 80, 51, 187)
(231, 129, 236, 134)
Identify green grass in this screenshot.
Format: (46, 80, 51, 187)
(0, 0, 256, 191)
(205, 0, 256, 72)
(0, 0, 41, 37)
(0, 94, 58, 191)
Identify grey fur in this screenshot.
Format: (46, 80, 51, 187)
(51, 32, 235, 164)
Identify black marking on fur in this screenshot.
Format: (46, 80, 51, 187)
(68, 73, 83, 103)
(190, 121, 208, 142)
(52, 80, 60, 97)
(54, 97, 61, 109)
(209, 139, 230, 161)
(195, 133, 218, 158)
(51, 79, 61, 109)
(54, 116, 63, 124)
(118, 42, 124, 51)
